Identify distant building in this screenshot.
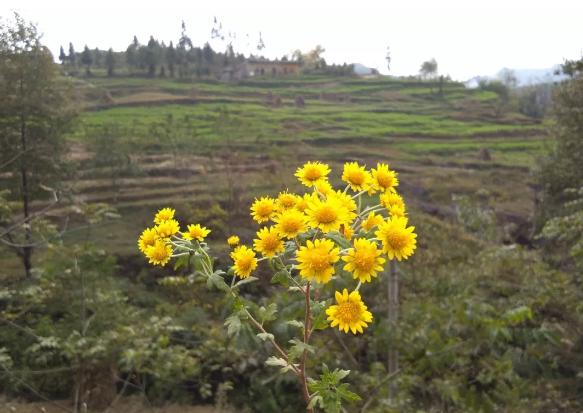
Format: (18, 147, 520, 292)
(220, 59, 300, 81)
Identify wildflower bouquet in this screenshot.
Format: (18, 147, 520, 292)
(138, 161, 417, 412)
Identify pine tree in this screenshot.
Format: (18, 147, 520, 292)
(58, 45, 67, 65)
(68, 42, 77, 71)
(0, 14, 79, 278)
(93, 47, 102, 69)
(105, 48, 116, 76)
(80, 45, 93, 75)
(166, 41, 176, 77)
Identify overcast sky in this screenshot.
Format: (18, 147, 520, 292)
(3, 0, 583, 81)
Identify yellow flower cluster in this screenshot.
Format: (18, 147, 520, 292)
(236, 161, 416, 334)
(139, 161, 417, 336)
(138, 208, 211, 267)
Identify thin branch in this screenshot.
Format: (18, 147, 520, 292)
(0, 186, 58, 240)
(103, 368, 134, 413)
(0, 316, 40, 340)
(300, 281, 314, 413)
(0, 140, 41, 171)
(0, 365, 78, 375)
(332, 328, 359, 368)
(0, 364, 74, 413)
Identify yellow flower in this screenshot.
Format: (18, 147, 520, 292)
(326, 289, 373, 334)
(251, 197, 277, 223)
(314, 180, 333, 198)
(276, 190, 299, 212)
(380, 192, 405, 210)
(295, 193, 317, 213)
(305, 197, 351, 234)
(230, 246, 258, 279)
(342, 162, 373, 192)
(371, 163, 399, 193)
(138, 228, 158, 253)
(389, 204, 406, 218)
(156, 219, 180, 240)
(227, 236, 240, 247)
(145, 239, 173, 266)
(295, 161, 331, 187)
(273, 209, 308, 239)
(375, 216, 417, 261)
(341, 225, 354, 241)
(362, 211, 384, 232)
(296, 239, 340, 284)
(183, 224, 211, 242)
(342, 238, 386, 282)
(154, 207, 175, 224)
(328, 190, 357, 223)
(253, 227, 285, 258)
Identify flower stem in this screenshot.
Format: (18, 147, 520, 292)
(354, 281, 362, 292)
(300, 281, 314, 413)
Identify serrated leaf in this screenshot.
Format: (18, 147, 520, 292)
(286, 320, 305, 330)
(257, 332, 274, 341)
(224, 314, 241, 337)
(337, 383, 361, 402)
(173, 254, 189, 270)
(258, 303, 278, 323)
(311, 310, 329, 330)
(234, 276, 258, 288)
(233, 296, 244, 310)
(271, 270, 289, 287)
(265, 356, 287, 367)
(307, 395, 322, 410)
(324, 231, 352, 250)
(209, 272, 230, 291)
(288, 338, 315, 361)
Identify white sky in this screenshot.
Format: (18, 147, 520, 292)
(3, 0, 583, 80)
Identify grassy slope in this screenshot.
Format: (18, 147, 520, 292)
(17, 74, 547, 260)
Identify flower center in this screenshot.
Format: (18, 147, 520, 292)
(336, 302, 360, 324)
(256, 203, 274, 217)
(237, 257, 252, 271)
(279, 196, 296, 209)
(386, 229, 409, 249)
(282, 218, 302, 232)
(310, 252, 330, 271)
(262, 234, 280, 251)
(353, 250, 375, 271)
(377, 172, 394, 188)
(152, 245, 168, 260)
(304, 166, 322, 181)
(348, 170, 366, 185)
(314, 205, 338, 224)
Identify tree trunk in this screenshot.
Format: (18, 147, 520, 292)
(20, 112, 32, 279)
(388, 259, 398, 404)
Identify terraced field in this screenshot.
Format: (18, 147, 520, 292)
(31, 74, 549, 259)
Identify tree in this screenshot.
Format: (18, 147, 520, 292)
(305, 45, 325, 67)
(68, 41, 77, 71)
(386, 46, 391, 71)
(105, 47, 116, 76)
(203, 42, 214, 64)
(534, 57, 583, 230)
(419, 58, 438, 79)
(257, 31, 265, 51)
(145, 36, 160, 76)
(126, 36, 139, 72)
(80, 44, 93, 75)
(178, 21, 193, 50)
(0, 14, 78, 278)
(166, 41, 176, 77)
(292, 49, 305, 67)
(93, 47, 102, 68)
(58, 45, 66, 65)
(478, 78, 511, 118)
(498, 67, 518, 89)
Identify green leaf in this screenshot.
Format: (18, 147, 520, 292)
(307, 395, 322, 410)
(271, 270, 289, 287)
(233, 296, 244, 310)
(324, 230, 352, 250)
(258, 303, 278, 323)
(311, 310, 329, 330)
(336, 383, 361, 402)
(234, 276, 258, 288)
(288, 338, 315, 361)
(286, 320, 305, 330)
(265, 356, 287, 368)
(224, 314, 241, 337)
(209, 272, 230, 291)
(173, 254, 189, 270)
(257, 332, 275, 341)
(296, 228, 317, 243)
